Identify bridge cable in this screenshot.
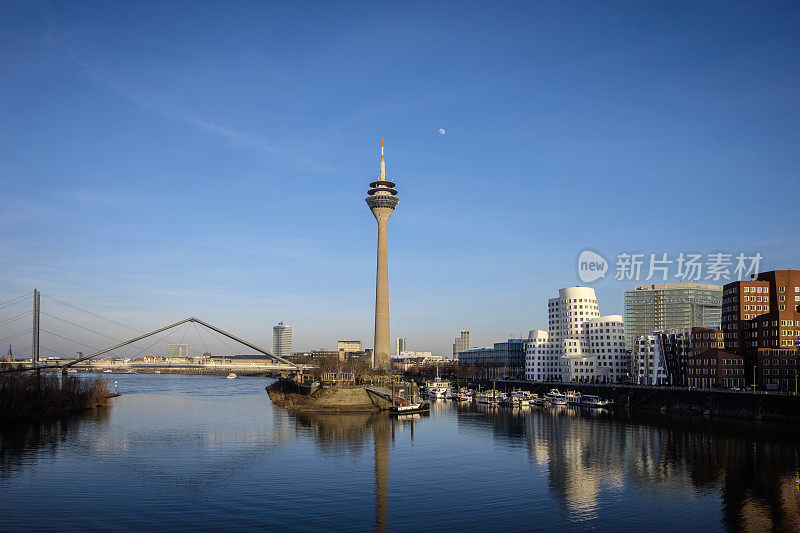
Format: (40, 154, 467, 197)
(39, 328, 104, 352)
(0, 328, 31, 344)
(196, 321, 240, 355)
(40, 345, 68, 356)
(0, 293, 30, 310)
(177, 322, 191, 345)
(193, 322, 210, 355)
(12, 346, 31, 357)
(41, 312, 148, 347)
(0, 310, 33, 328)
(127, 322, 189, 360)
(40, 294, 144, 333)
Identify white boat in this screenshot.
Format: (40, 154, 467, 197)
(102, 369, 113, 373)
(428, 388, 447, 399)
(426, 368, 450, 399)
(226, 373, 237, 379)
(579, 395, 613, 408)
(509, 390, 530, 407)
(499, 394, 513, 406)
(447, 388, 465, 400)
(478, 390, 501, 404)
(545, 388, 567, 405)
(390, 402, 430, 415)
(565, 390, 582, 405)
(454, 389, 472, 401)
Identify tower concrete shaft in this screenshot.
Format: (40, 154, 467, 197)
(373, 211, 391, 370)
(365, 140, 398, 372)
(32, 288, 40, 364)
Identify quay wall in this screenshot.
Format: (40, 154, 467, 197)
(498, 381, 800, 423)
(266, 380, 394, 412)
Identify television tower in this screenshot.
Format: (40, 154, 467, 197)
(366, 139, 398, 371)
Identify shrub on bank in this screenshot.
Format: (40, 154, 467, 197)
(0, 367, 110, 423)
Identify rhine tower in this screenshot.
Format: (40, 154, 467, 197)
(366, 139, 398, 371)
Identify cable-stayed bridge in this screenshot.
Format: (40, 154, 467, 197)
(0, 290, 306, 375)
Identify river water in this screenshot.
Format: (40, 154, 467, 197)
(1, 374, 798, 531)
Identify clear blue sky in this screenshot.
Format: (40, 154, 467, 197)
(1, 1, 798, 357)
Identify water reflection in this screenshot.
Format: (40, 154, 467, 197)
(524, 406, 800, 530)
(1, 376, 799, 532)
(292, 411, 379, 457)
(290, 411, 423, 532)
(0, 407, 111, 479)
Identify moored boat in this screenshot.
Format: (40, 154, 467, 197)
(389, 379, 430, 415)
(478, 390, 501, 404)
(450, 388, 472, 401)
(426, 367, 450, 399)
(565, 390, 582, 405)
(499, 395, 514, 407)
(428, 387, 447, 399)
(456, 389, 473, 402)
(545, 388, 567, 405)
(389, 402, 431, 415)
(579, 394, 613, 408)
(509, 390, 530, 407)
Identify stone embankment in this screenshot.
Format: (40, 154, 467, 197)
(266, 379, 396, 412)
(498, 381, 800, 423)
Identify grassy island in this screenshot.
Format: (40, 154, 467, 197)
(0, 368, 112, 423)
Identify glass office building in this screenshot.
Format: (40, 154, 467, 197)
(624, 283, 722, 352)
(458, 338, 526, 380)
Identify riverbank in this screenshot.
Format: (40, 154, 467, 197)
(266, 379, 394, 412)
(487, 381, 800, 423)
(0, 370, 113, 424)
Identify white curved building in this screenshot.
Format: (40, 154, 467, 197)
(525, 287, 628, 383)
(525, 329, 554, 382)
(588, 315, 626, 383)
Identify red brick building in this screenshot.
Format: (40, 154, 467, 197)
(722, 270, 800, 389)
(683, 328, 745, 389)
(686, 348, 745, 389)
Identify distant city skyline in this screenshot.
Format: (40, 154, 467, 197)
(1, 2, 799, 355)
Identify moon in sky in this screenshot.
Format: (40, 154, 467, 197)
(438, 128, 446, 135)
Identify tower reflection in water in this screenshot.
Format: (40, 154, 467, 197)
(291, 411, 422, 532)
